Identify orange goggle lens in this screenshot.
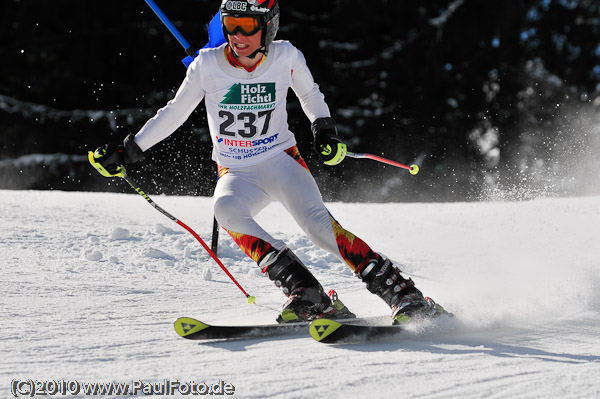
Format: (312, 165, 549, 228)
(223, 15, 261, 36)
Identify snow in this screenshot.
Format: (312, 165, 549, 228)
(1, 189, 599, 398)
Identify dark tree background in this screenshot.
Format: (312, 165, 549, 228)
(1, 0, 599, 202)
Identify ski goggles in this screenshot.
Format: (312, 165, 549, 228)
(223, 15, 262, 36)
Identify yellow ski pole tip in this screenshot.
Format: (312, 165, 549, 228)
(247, 296, 256, 304)
(409, 164, 419, 175)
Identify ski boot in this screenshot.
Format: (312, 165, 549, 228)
(359, 257, 446, 325)
(259, 248, 355, 323)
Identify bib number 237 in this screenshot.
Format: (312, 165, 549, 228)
(219, 110, 274, 138)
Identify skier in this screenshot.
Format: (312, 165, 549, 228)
(92, 0, 446, 324)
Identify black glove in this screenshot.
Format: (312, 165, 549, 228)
(90, 133, 145, 177)
(311, 117, 347, 166)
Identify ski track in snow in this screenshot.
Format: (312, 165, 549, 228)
(1, 190, 599, 398)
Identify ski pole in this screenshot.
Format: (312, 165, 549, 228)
(346, 151, 420, 175)
(88, 152, 256, 304)
(123, 174, 256, 303)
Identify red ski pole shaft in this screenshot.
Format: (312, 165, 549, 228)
(346, 151, 420, 175)
(175, 219, 250, 296)
(122, 173, 256, 304)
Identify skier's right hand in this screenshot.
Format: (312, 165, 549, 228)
(89, 133, 144, 178)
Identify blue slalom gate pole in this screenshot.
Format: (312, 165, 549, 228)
(143, 1, 225, 66)
(144, 0, 196, 56)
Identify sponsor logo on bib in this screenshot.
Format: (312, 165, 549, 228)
(220, 83, 276, 111)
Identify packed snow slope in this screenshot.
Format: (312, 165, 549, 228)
(1, 189, 599, 398)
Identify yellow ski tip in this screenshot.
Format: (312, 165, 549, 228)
(174, 317, 210, 338)
(309, 319, 342, 342)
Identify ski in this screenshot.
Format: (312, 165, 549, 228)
(174, 317, 308, 341)
(173, 315, 391, 341)
(309, 318, 404, 344)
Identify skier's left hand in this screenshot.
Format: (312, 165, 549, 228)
(312, 117, 347, 166)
